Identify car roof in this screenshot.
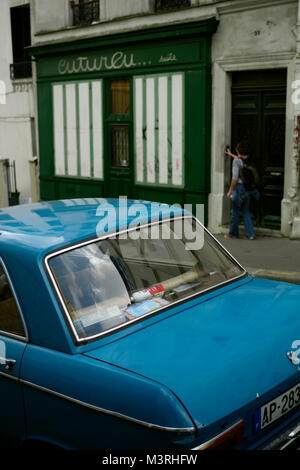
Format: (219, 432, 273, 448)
(0, 198, 187, 258)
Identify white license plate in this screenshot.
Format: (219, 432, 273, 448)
(254, 382, 300, 433)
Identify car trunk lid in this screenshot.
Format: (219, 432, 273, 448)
(84, 277, 300, 429)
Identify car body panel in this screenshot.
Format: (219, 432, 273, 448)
(0, 335, 27, 447)
(20, 343, 195, 449)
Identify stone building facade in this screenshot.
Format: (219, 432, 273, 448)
(25, 0, 300, 237)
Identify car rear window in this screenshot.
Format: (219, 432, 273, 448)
(47, 217, 245, 342)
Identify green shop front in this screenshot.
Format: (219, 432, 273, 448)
(31, 19, 218, 222)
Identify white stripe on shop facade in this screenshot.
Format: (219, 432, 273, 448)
(158, 76, 168, 185)
(66, 84, 77, 176)
(146, 77, 155, 184)
(172, 74, 183, 186)
(53, 85, 65, 176)
(92, 81, 103, 179)
(135, 78, 144, 182)
(78, 82, 90, 178)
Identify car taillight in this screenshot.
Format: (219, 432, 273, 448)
(194, 421, 245, 450)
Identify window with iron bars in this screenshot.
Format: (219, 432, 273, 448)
(155, 0, 191, 12)
(70, 0, 100, 26)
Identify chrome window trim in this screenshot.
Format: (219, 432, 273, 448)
(205, 230, 246, 273)
(0, 371, 19, 382)
(192, 420, 244, 450)
(20, 378, 196, 434)
(0, 257, 28, 342)
(44, 215, 247, 345)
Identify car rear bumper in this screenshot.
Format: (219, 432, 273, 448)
(262, 422, 300, 450)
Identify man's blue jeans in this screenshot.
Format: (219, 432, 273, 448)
(229, 183, 255, 238)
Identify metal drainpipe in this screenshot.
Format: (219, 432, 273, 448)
(289, 116, 300, 202)
(288, 1, 300, 211)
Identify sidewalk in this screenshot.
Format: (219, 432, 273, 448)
(214, 234, 300, 285)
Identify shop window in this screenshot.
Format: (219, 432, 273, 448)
(52, 80, 104, 179)
(110, 126, 130, 168)
(110, 80, 130, 115)
(155, 0, 191, 12)
(70, 0, 100, 26)
(10, 5, 32, 80)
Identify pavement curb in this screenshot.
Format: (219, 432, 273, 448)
(217, 226, 284, 238)
(247, 267, 300, 285)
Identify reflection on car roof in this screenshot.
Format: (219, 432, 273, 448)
(0, 198, 187, 256)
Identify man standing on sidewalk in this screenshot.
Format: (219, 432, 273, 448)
(224, 142, 255, 240)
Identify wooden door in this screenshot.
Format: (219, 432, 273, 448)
(231, 70, 286, 229)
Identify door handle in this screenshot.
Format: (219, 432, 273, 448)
(0, 357, 16, 372)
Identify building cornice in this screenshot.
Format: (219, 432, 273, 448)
(32, 4, 217, 46)
(29, 17, 218, 57)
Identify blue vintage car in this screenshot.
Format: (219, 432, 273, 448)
(0, 198, 299, 450)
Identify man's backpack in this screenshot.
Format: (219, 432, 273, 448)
(239, 159, 259, 191)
